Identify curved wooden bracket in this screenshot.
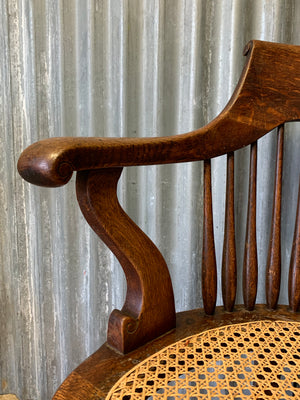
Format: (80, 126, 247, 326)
(76, 168, 176, 353)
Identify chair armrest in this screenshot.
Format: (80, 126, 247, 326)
(18, 39, 300, 188)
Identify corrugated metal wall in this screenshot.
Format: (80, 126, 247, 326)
(0, 1, 299, 398)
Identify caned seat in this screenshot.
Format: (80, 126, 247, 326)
(18, 40, 300, 399)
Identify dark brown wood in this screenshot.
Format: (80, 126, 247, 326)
(202, 159, 217, 315)
(243, 142, 258, 310)
(16, 40, 300, 400)
(52, 305, 300, 400)
(222, 152, 237, 311)
(76, 168, 176, 353)
(289, 180, 300, 312)
(18, 41, 300, 187)
(266, 125, 284, 309)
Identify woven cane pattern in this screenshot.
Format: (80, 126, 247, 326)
(106, 320, 300, 399)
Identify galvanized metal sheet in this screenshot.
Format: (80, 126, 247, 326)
(0, 1, 299, 398)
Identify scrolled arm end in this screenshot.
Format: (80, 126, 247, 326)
(17, 139, 74, 187)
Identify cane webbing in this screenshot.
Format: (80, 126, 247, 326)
(106, 320, 300, 399)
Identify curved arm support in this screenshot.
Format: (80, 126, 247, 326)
(76, 168, 175, 353)
(18, 40, 300, 187)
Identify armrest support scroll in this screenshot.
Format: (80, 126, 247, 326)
(76, 168, 176, 353)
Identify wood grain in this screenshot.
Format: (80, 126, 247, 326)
(266, 125, 284, 309)
(76, 168, 175, 353)
(18, 41, 300, 187)
(243, 142, 258, 310)
(202, 159, 217, 315)
(222, 152, 237, 311)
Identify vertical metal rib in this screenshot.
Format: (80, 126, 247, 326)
(243, 142, 258, 310)
(202, 159, 217, 315)
(288, 180, 300, 312)
(266, 125, 284, 309)
(222, 152, 237, 311)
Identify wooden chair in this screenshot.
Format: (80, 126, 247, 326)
(18, 40, 300, 399)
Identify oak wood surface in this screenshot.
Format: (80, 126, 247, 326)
(76, 168, 175, 353)
(202, 160, 217, 315)
(222, 152, 237, 311)
(266, 125, 284, 309)
(243, 142, 258, 310)
(18, 41, 300, 187)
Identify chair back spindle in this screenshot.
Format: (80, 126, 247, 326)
(202, 159, 217, 315)
(243, 141, 258, 310)
(222, 152, 237, 311)
(266, 125, 284, 309)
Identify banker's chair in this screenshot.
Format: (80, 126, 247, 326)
(18, 40, 300, 399)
